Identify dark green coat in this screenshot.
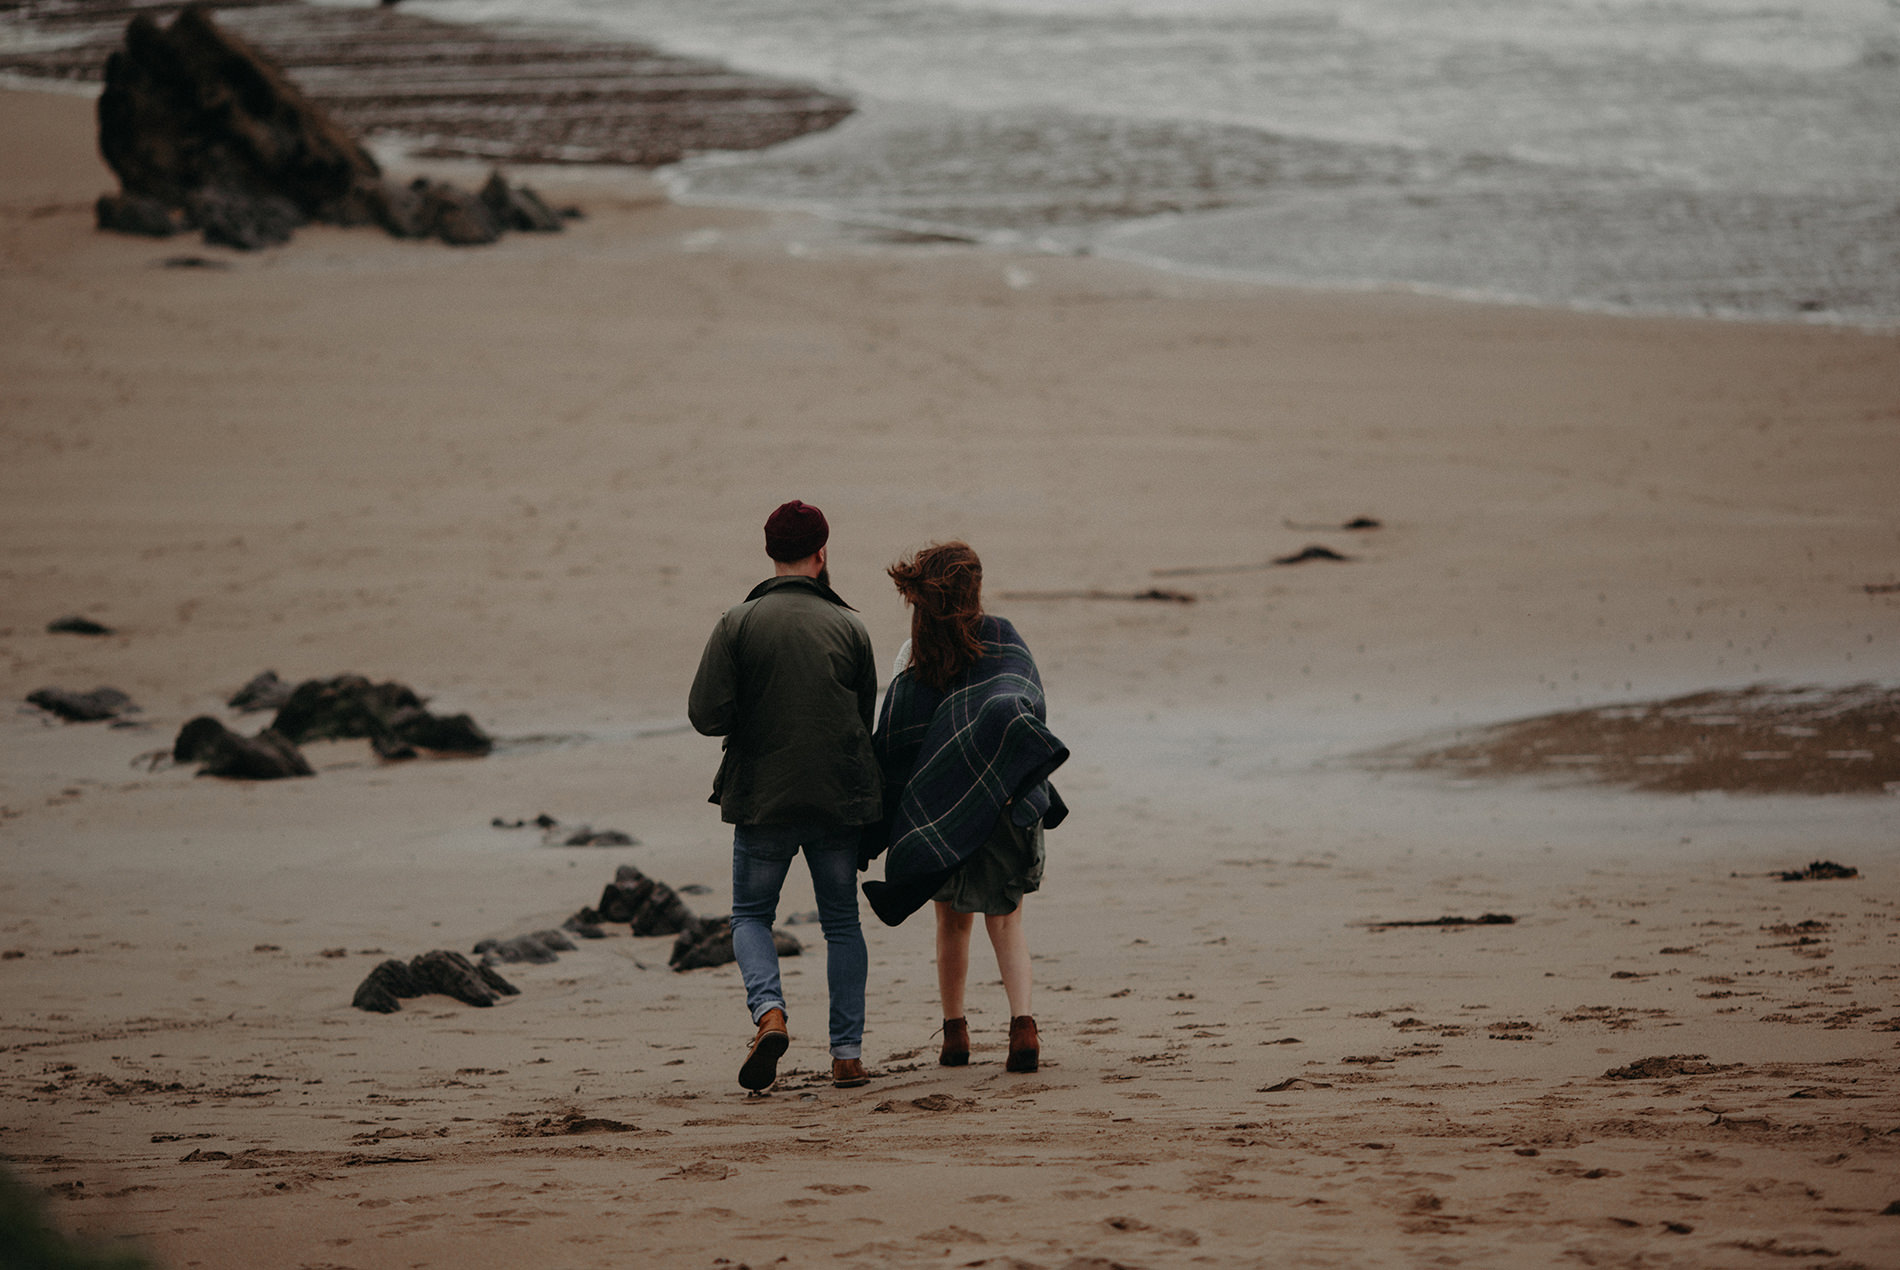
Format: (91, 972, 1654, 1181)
(688, 575, 882, 826)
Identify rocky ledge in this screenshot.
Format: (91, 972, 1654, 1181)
(0, 0, 855, 166)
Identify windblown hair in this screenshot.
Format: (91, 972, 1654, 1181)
(888, 541, 985, 692)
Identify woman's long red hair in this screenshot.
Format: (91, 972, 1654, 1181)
(889, 541, 985, 692)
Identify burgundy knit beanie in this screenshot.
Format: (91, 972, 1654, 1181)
(764, 500, 829, 562)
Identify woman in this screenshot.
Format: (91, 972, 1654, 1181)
(865, 541, 1067, 1073)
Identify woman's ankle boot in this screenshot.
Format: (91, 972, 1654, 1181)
(1006, 1015, 1039, 1073)
(940, 1017, 970, 1067)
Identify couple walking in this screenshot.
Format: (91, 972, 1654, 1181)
(688, 500, 1068, 1092)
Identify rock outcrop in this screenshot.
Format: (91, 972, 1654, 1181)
(93, 3, 561, 250)
(26, 687, 137, 722)
(268, 673, 492, 758)
(575, 864, 697, 937)
(669, 915, 802, 972)
(352, 950, 518, 1013)
(473, 929, 577, 966)
(227, 670, 293, 713)
(173, 715, 313, 780)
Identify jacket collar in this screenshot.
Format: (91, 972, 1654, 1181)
(745, 573, 857, 611)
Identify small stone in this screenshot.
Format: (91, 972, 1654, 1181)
(46, 615, 115, 635)
(27, 687, 136, 722)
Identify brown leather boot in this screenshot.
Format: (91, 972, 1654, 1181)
(1006, 1014, 1039, 1073)
(738, 1007, 788, 1091)
(939, 1017, 970, 1067)
(831, 1057, 869, 1088)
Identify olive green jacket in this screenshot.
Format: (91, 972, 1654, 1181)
(688, 575, 882, 826)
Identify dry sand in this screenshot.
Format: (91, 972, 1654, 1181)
(3, 84, 1899, 1269)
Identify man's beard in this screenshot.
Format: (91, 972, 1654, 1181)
(816, 564, 831, 590)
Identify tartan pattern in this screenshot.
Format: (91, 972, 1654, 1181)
(872, 616, 1067, 884)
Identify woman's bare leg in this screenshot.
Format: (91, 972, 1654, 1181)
(984, 904, 1032, 1019)
(935, 901, 974, 1019)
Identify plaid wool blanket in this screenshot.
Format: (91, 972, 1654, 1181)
(862, 615, 1068, 926)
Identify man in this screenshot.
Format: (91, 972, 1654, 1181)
(688, 500, 882, 1091)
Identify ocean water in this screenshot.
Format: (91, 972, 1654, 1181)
(338, 1, 1900, 322)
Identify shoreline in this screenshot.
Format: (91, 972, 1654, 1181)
(6, 0, 1895, 331)
(4, 78, 1899, 1270)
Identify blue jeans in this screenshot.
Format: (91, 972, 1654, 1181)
(731, 821, 867, 1060)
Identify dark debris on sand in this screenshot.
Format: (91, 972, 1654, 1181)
(473, 929, 576, 966)
(173, 672, 490, 779)
(227, 670, 293, 713)
(1773, 860, 1859, 881)
(491, 814, 637, 846)
(1378, 683, 1900, 795)
(1366, 913, 1515, 930)
(1603, 1054, 1737, 1080)
(575, 864, 697, 937)
(351, 950, 518, 1013)
(353, 864, 803, 1010)
(269, 673, 490, 756)
(172, 716, 312, 779)
(568, 864, 801, 972)
(668, 915, 801, 972)
(45, 615, 115, 636)
(26, 686, 137, 723)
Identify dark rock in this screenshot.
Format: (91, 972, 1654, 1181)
(418, 179, 502, 246)
(562, 916, 606, 939)
(46, 615, 114, 636)
(563, 826, 636, 846)
(321, 175, 384, 228)
(172, 715, 313, 779)
(162, 255, 230, 270)
(409, 949, 511, 1007)
(364, 178, 432, 239)
(371, 731, 418, 762)
(95, 192, 180, 237)
(668, 915, 732, 971)
(97, 5, 380, 248)
(475, 961, 519, 997)
(669, 915, 800, 972)
(473, 934, 555, 964)
(479, 170, 563, 233)
(1777, 860, 1858, 881)
(27, 686, 136, 722)
(1274, 544, 1352, 565)
(1603, 1054, 1731, 1080)
(351, 979, 402, 1013)
(473, 929, 575, 965)
(227, 670, 292, 713)
(393, 709, 492, 754)
(351, 957, 425, 1013)
(187, 186, 304, 250)
(1367, 913, 1515, 930)
(534, 813, 559, 829)
(594, 864, 695, 936)
(266, 674, 491, 759)
(270, 674, 423, 744)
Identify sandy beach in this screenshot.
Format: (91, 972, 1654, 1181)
(3, 78, 1899, 1270)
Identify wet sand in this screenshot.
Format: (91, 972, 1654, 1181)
(3, 83, 1900, 1269)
